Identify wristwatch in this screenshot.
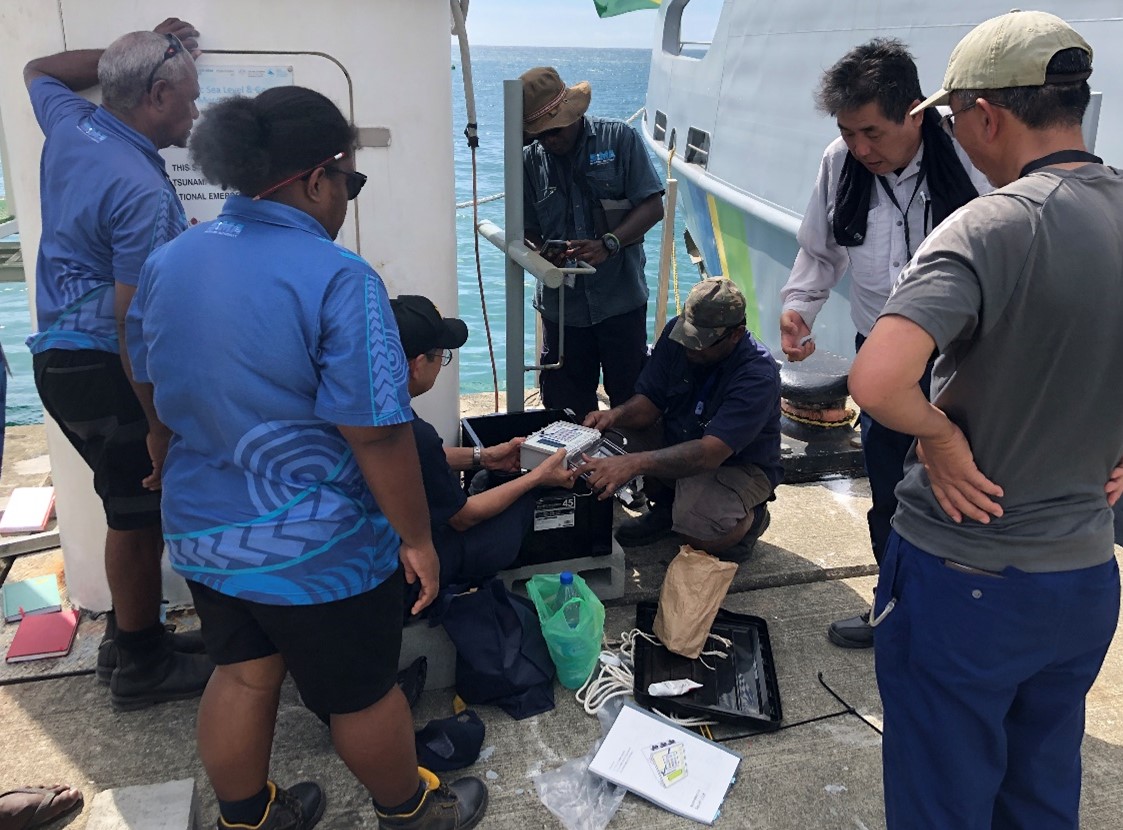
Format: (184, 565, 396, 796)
(472, 445, 482, 467)
(601, 232, 621, 257)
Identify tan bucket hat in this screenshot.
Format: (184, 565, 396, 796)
(912, 9, 1092, 115)
(520, 67, 591, 136)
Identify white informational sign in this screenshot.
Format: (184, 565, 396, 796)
(164, 65, 295, 225)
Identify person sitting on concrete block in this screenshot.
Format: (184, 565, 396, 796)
(581, 278, 783, 562)
(390, 295, 577, 588)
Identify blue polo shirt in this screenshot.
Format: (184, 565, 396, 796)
(128, 196, 412, 605)
(523, 116, 664, 326)
(637, 320, 784, 489)
(27, 77, 186, 354)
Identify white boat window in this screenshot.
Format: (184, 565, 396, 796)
(685, 127, 710, 168)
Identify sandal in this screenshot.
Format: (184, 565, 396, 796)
(0, 785, 83, 830)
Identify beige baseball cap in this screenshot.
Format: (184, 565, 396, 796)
(911, 9, 1092, 115)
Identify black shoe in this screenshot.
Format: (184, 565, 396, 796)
(615, 504, 674, 547)
(716, 505, 771, 564)
(97, 611, 207, 685)
(217, 780, 325, 829)
(376, 768, 488, 830)
(827, 609, 874, 649)
(110, 637, 214, 712)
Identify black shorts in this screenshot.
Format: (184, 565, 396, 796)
(187, 569, 406, 716)
(32, 349, 159, 530)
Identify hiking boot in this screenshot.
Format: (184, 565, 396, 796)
(110, 636, 214, 712)
(615, 502, 673, 547)
(217, 780, 325, 829)
(716, 504, 771, 564)
(97, 611, 207, 684)
(828, 609, 874, 649)
(376, 768, 487, 830)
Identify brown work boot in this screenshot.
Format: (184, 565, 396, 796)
(376, 768, 487, 830)
(217, 781, 325, 829)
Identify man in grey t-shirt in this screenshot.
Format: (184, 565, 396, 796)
(848, 11, 1123, 828)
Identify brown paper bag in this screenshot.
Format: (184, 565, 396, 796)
(653, 545, 738, 659)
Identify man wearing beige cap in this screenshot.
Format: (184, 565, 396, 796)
(581, 278, 781, 561)
(848, 11, 1123, 827)
(520, 66, 665, 422)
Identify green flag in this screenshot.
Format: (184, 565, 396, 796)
(594, 0, 661, 18)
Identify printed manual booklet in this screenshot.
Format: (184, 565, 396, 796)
(589, 701, 741, 824)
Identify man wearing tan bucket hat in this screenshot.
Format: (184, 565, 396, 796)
(847, 11, 1123, 827)
(520, 66, 665, 422)
(581, 278, 781, 562)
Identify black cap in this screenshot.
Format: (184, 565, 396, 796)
(390, 295, 469, 359)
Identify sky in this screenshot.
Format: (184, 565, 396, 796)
(461, 0, 723, 48)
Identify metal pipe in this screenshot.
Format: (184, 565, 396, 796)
(655, 177, 678, 333)
(503, 79, 525, 412)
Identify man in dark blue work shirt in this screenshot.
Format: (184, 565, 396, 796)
(582, 279, 782, 561)
(521, 66, 665, 422)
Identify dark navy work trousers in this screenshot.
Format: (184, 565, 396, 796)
(875, 532, 1120, 829)
(855, 333, 933, 565)
(434, 490, 537, 588)
(540, 305, 648, 423)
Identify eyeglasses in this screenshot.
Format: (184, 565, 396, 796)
(253, 151, 367, 201)
(324, 168, 368, 201)
(146, 34, 184, 91)
(428, 349, 454, 366)
(940, 99, 1008, 138)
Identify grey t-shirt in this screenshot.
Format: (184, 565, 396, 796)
(882, 164, 1123, 573)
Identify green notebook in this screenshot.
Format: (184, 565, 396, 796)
(2, 574, 62, 623)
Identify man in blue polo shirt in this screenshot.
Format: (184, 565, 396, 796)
(581, 278, 782, 561)
(521, 67, 665, 422)
(24, 18, 212, 710)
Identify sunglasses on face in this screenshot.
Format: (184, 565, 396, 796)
(253, 151, 367, 201)
(146, 33, 184, 91)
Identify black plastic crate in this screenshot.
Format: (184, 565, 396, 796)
(460, 409, 614, 567)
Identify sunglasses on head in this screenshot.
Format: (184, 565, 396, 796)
(146, 33, 184, 91)
(253, 151, 368, 201)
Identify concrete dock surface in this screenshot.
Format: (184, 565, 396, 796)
(1, 423, 1121, 829)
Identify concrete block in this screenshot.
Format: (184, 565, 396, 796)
(501, 538, 625, 601)
(400, 617, 457, 690)
(86, 778, 200, 830)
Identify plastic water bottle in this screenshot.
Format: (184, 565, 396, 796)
(556, 571, 581, 629)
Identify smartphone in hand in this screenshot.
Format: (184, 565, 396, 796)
(539, 239, 568, 259)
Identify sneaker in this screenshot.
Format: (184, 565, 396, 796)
(110, 637, 214, 712)
(827, 609, 874, 649)
(97, 612, 207, 685)
(717, 504, 771, 564)
(217, 780, 325, 829)
(615, 503, 674, 547)
(376, 768, 487, 830)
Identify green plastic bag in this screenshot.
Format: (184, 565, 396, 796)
(526, 573, 606, 689)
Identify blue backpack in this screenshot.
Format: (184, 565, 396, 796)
(433, 578, 556, 720)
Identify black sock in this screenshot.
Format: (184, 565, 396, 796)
(219, 786, 271, 826)
(114, 621, 166, 659)
(374, 781, 425, 816)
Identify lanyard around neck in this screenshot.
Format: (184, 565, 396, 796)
(1019, 150, 1102, 179)
(877, 169, 927, 259)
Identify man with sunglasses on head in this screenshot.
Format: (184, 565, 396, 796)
(23, 19, 212, 710)
(581, 278, 782, 562)
(778, 39, 990, 650)
(390, 295, 577, 591)
(520, 67, 665, 423)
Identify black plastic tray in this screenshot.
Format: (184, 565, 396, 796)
(632, 602, 783, 731)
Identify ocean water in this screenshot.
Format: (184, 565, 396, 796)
(0, 46, 697, 424)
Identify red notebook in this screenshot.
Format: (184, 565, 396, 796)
(5, 609, 79, 663)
